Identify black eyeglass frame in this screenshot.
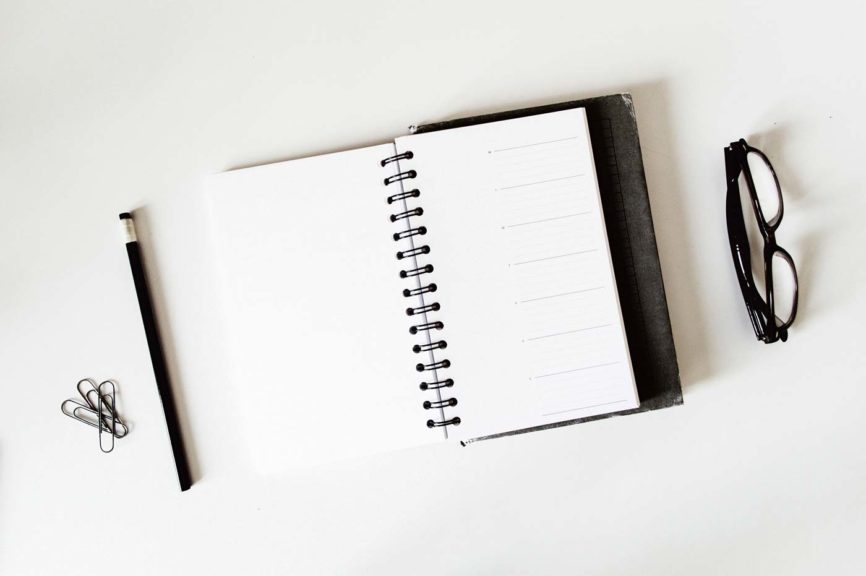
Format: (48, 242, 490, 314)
(725, 138, 799, 343)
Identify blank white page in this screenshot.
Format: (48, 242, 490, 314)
(206, 144, 443, 473)
(395, 109, 638, 441)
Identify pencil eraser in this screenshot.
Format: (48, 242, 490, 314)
(120, 214, 137, 243)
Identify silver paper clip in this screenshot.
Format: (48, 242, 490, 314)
(61, 378, 128, 452)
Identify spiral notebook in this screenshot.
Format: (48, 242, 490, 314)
(208, 105, 655, 472)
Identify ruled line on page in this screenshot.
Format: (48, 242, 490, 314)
(541, 399, 626, 418)
(517, 286, 605, 304)
(523, 324, 611, 342)
(529, 361, 622, 381)
(510, 248, 598, 267)
(489, 136, 580, 154)
(495, 174, 583, 191)
(501, 211, 591, 229)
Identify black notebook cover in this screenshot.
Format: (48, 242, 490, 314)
(413, 93, 682, 443)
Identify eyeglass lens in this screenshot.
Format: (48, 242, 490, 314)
(746, 151, 781, 226)
(770, 250, 797, 327)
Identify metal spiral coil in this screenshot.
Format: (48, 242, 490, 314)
(413, 340, 446, 353)
(403, 283, 437, 297)
(382, 150, 459, 430)
(419, 378, 454, 391)
(427, 417, 461, 428)
(400, 264, 433, 279)
(406, 302, 440, 316)
(397, 245, 430, 259)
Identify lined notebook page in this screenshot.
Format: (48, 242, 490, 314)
(206, 144, 443, 473)
(396, 109, 638, 441)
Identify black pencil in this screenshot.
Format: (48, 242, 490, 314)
(120, 212, 193, 492)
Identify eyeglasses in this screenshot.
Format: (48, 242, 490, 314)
(725, 138, 799, 343)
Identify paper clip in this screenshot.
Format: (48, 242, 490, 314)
(61, 378, 128, 452)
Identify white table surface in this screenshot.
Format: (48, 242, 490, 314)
(2, 1, 865, 574)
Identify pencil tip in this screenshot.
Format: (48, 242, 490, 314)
(119, 212, 132, 220)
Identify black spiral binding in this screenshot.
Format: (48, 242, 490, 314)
(382, 150, 460, 430)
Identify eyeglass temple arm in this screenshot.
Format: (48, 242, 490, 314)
(726, 146, 770, 341)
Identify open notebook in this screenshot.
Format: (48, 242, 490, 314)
(207, 108, 639, 472)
